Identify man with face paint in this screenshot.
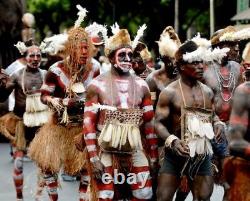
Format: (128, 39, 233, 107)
(146, 26, 181, 109)
(156, 40, 225, 201)
(0, 41, 47, 201)
(132, 41, 153, 80)
(83, 28, 158, 201)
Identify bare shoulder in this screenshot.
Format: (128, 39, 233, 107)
(235, 82, 250, 96)
(135, 75, 149, 89)
(199, 82, 214, 99)
(145, 70, 157, 88)
(159, 80, 178, 101)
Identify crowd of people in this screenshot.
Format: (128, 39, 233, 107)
(0, 4, 250, 201)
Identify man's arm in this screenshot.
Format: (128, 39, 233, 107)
(141, 86, 158, 163)
(155, 87, 189, 157)
(83, 84, 99, 162)
(145, 74, 157, 106)
(83, 83, 105, 179)
(207, 85, 224, 142)
(155, 88, 172, 141)
(229, 84, 250, 160)
(0, 71, 16, 102)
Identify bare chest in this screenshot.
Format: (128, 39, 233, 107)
(98, 78, 143, 108)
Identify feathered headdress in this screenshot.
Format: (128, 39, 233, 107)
(85, 22, 108, 45)
(178, 40, 229, 64)
(40, 34, 68, 55)
(74, 4, 88, 28)
(157, 26, 181, 58)
(231, 27, 250, 41)
(104, 22, 133, 57)
(133, 41, 152, 62)
(211, 26, 236, 45)
(191, 33, 211, 49)
(14, 41, 28, 55)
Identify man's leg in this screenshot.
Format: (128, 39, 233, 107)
(13, 150, 24, 199)
(130, 150, 153, 201)
(43, 171, 58, 201)
(79, 169, 90, 201)
(190, 175, 213, 201)
(97, 152, 114, 201)
(157, 173, 180, 201)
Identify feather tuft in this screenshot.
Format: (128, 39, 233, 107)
(110, 22, 120, 35)
(132, 24, 147, 50)
(14, 41, 28, 55)
(74, 5, 88, 28)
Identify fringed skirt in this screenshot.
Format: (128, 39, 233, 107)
(0, 112, 26, 150)
(28, 121, 87, 175)
(224, 157, 250, 201)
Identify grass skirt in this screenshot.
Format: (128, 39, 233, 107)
(28, 121, 86, 175)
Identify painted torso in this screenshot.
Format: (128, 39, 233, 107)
(203, 61, 242, 122)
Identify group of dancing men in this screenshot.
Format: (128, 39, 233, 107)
(0, 5, 250, 201)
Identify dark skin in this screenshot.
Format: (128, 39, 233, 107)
(156, 61, 223, 201)
(229, 76, 250, 160)
(132, 53, 146, 75)
(146, 56, 178, 108)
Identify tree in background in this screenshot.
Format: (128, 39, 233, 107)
(27, 0, 237, 57)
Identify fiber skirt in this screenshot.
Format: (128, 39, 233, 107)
(28, 121, 86, 175)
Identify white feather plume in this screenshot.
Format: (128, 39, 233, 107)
(208, 47, 230, 63)
(110, 22, 120, 35)
(183, 47, 206, 63)
(41, 34, 68, 55)
(14, 41, 28, 55)
(132, 24, 147, 50)
(74, 5, 88, 28)
(191, 33, 211, 48)
(219, 32, 235, 42)
(92, 103, 117, 111)
(85, 22, 108, 44)
(232, 27, 250, 41)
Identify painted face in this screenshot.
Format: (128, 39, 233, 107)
(114, 48, 133, 73)
(181, 61, 204, 80)
(26, 46, 42, 69)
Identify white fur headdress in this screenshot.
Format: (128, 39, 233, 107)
(14, 41, 28, 55)
(188, 34, 229, 64)
(183, 47, 229, 64)
(74, 5, 88, 28)
(157, 26, 181, 58)
(104, 22, 133, 57)
(231, 27, 250, 41)
(211, 26, 236, 45)
(85, 22, 108, 45)
(40, 33, 68, 55)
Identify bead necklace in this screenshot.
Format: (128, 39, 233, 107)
(214, 64, 236, 102)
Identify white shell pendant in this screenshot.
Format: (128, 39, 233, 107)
(71, 82, 86, 93)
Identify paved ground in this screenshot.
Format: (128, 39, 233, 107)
(0, 143, 224, 201)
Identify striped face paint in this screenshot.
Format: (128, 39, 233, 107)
(114, 48, 133, 73)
